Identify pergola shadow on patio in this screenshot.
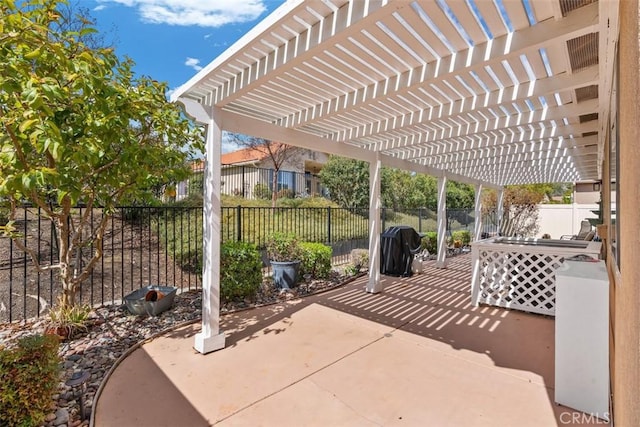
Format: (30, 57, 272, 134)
(319, 256, 555, 383)
(93, 255, 602, 426)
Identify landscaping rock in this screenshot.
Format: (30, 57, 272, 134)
(53, 408, 69, 426)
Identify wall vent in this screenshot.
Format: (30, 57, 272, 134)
(575, 85, 598, 102)
(560, 0, 597, 17)
(567, 33, 599, 73)
(579, 113, 598, 123)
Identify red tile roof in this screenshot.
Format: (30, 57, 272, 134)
(190, 159, 204, 171)
(221, 143, 287, 165)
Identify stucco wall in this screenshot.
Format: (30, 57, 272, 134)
(615, 1, 640, 424)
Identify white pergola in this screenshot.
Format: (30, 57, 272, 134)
(171, 0, 619, 354)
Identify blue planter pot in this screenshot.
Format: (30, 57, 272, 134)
(271, 260, 301, 289)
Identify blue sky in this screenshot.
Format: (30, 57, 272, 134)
(82, 0, 287, 93)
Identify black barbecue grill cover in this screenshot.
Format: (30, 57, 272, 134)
(380, 226, 423, 277)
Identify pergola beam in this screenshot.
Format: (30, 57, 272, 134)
(219, 109, 502, 189)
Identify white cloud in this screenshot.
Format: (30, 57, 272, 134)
(93, 5, 106, 11)
(185, 57, 203, 72)
(96, 0, 267, 27)
(222, 131, 239, 153)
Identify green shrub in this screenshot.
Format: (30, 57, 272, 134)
(220, 241, 263, 302)
(421, 231, 438, 254)
(451, 230, 471, 246)
(300, 242, 332, 279)
(295, 197, 336, 208)
(0, 334, 61, 427)
(253, 183, 272, 200)
(265, 232, 302, 262)
(276, 198, 301, 208)
(344, 264, 359, 276)
(171, 193, 203, 207)
(350, 249, 369, 272)
(188, 172, 204, 195)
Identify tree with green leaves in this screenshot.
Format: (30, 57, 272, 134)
(320, 155, 476, 212)
(0, 0, 202, 308)
(319, 156, 371, 209)
(381, 168, 428, 211)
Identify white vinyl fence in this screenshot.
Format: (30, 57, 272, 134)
(536, 204, 602, 239)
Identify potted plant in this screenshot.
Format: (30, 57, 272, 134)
(266, 232, 302, 289)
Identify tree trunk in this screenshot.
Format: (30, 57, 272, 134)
(57, 204, 77, 308)
(59, 261, 77, 308)
(61, 285, 76, 308)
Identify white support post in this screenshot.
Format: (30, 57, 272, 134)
(194, 107, 226, 354)
(366, 155, 382, 293)
(496, 188, 505, 236)
(436, 176, 447, 269)
(474, 184, 483, 241)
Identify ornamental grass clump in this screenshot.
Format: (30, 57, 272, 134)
(46, 296, 91, 340)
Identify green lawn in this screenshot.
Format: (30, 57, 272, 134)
(153, 195, 473, 273)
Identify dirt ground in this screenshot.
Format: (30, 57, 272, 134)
(0, 208, 200, 324)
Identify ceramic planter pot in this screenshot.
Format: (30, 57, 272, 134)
(271, 260, 301, 289)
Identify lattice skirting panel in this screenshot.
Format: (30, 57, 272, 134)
(471, 249, 565, 316)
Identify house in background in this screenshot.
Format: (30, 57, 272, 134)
(573, 181, 616, 204)
(176, 145, 329, 200)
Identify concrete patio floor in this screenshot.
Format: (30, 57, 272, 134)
(93, 255, 606, 426)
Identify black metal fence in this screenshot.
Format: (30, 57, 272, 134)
(0, 206, 204, 324)
(176, 164, 328, 200)
(0, 204, 493, 323)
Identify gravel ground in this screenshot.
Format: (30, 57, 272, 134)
(0, 271, 351, 427)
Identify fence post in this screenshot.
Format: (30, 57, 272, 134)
(236, 205, 242, 242)
(326, 207, 332, 244)
(242, 166, 246, 198)
(418, 207, 423, 233)
(382, 208, 386, 231)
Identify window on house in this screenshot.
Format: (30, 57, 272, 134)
(269, 170, 296, 193)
